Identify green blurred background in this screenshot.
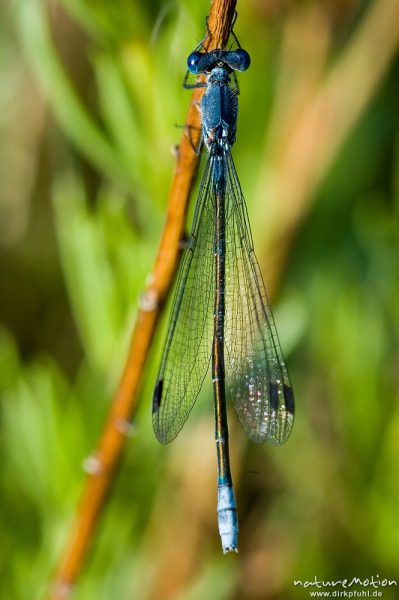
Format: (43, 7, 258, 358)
(1, 0, 399, 598)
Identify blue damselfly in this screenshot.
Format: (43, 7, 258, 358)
(153, 26, 294, 553)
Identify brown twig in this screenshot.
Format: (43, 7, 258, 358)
(47, 1, 237, 598)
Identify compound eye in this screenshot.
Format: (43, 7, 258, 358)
(187, 51, 203, 74)
(234, 49, 251, 71)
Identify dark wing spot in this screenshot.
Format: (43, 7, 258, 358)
(283, 385, 295, 414)
(152, 379, 163, 414)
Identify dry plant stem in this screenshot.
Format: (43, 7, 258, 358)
(47, 1, 237, 599)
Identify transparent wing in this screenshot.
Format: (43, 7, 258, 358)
(223, 150, 295, 445)
(152, 157, 215, 444)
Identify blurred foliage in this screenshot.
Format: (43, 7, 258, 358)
(1, 0, 399, 599)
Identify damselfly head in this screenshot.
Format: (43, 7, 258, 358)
(187, 48, 251, 75)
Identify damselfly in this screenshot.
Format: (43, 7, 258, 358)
(153, 26, 294, 553)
